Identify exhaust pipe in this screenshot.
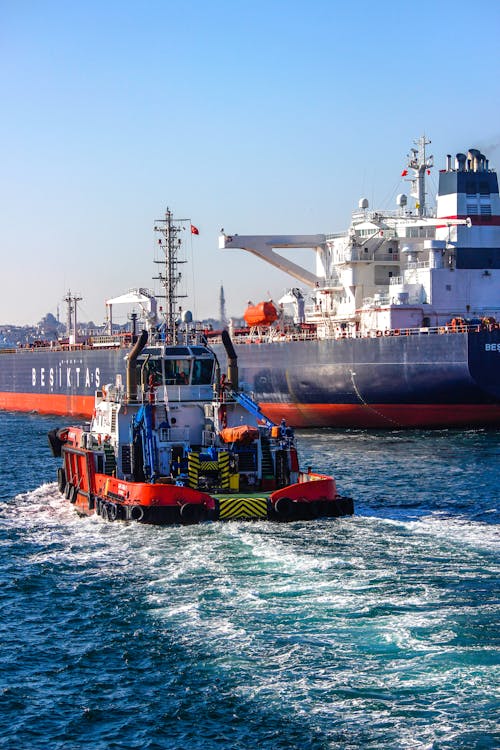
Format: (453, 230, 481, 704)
(126, 329, 148, 402)
(221, 329, 238, 390)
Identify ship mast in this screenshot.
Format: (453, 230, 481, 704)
(153, 208, 187, 344)
(408, 135, 433, 217)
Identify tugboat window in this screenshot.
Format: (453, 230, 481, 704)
(192, 358, 214, 385)
(138, 358, 163, 386)
(138, 358, 191, 385)
(165, 359, 191, 384)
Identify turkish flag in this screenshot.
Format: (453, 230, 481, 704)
(191, 225, 199, 235)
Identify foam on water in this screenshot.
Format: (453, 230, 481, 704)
(0, 414, 499, 749)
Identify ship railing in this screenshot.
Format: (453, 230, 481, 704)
(314, 322, 496, 340)
(344, 249, 400, 262)
(90, 333, 133, 348)
(206, 330, 320, 345)
(359, 323, 496, 338)
(202, 430, 217, 448)
(406, 260, 431, 270)
(161, 427, 190, 442)
(0, 340, 131, 353)
(164, 384, 214, 402)
(204, 323, 493, 345)
(362, 295, 392, 307)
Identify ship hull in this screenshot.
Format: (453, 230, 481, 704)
(1, 328, 500, 427)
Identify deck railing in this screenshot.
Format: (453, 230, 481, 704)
(1, 321, 498, 356)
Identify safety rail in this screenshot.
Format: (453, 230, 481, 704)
(159, 426, 190, 443)
(0, 342, 129, 354)
(208, 323, 498, 345)
(202, 430, 217, 447)
(2, 321, 498, 357)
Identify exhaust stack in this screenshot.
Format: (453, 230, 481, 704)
(221, 329, 238, 390)
(126, 329, 148, 402)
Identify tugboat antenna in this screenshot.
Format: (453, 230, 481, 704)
(153, 208, 188, 344)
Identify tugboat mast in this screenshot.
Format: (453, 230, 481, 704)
(153, 208, 188, 344)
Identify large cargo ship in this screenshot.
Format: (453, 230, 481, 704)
(1, 138, 500, 428)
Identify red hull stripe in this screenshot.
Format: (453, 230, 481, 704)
(2, 392, 500, 428)
(437, 214, 500, 226)
(260, 402, 500, 428)
(0, 392, 95, 417)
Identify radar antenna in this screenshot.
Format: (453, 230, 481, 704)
(406, 135, 433, 217)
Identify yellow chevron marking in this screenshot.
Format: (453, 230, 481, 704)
(188, 453, 200, 489)
(200, 461, 219, 470)
(219, 497, 268, 519)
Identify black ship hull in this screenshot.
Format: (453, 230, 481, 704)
(1, 328, 499, 428)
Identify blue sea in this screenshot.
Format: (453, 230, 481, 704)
(0, 411, 498, 750)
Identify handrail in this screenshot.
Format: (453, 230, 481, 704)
(1, 321, 498, 356)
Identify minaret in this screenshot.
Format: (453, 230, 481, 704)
(64, 291, 82, 348)
(219, 284, 227, 327)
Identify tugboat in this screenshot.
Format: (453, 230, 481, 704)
(48, 209, 353, 524)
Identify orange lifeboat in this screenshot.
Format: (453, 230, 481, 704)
(219, 425, 259, 444)
(243, 301, 278, 327)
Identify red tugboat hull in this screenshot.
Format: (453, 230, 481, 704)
(59, 441, 352, 525)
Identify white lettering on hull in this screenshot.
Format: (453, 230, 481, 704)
(31, 363, 102, 392)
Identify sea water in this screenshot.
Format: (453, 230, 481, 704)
(0, 412, 498, 749)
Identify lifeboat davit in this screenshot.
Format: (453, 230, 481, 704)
(244, 301, 278, 327)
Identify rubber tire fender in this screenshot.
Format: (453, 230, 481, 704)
(64, 483, 73, 500)
(107, 503, 117, 521)
(274, 496, 293, 518)
(69, 485, 78, 504)
(57, 468, 66, 494)
(129, 505, 144, 522)
(180, 503, 199, 523)
(307, 500, 320, 519)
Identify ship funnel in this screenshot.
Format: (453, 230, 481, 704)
(126, 329, 148, 402)
(455, 153, 467, 171)
(221, 329, 238, 390)
(468, 149, 482, 172)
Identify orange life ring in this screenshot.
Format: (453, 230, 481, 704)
(376, 330, 383, 337)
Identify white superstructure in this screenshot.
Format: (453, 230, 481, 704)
(220, 137, 500, 337)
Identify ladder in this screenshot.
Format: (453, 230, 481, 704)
(229, 390, 275, 428)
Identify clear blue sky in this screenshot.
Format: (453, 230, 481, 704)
(1, 0, 499, 325)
